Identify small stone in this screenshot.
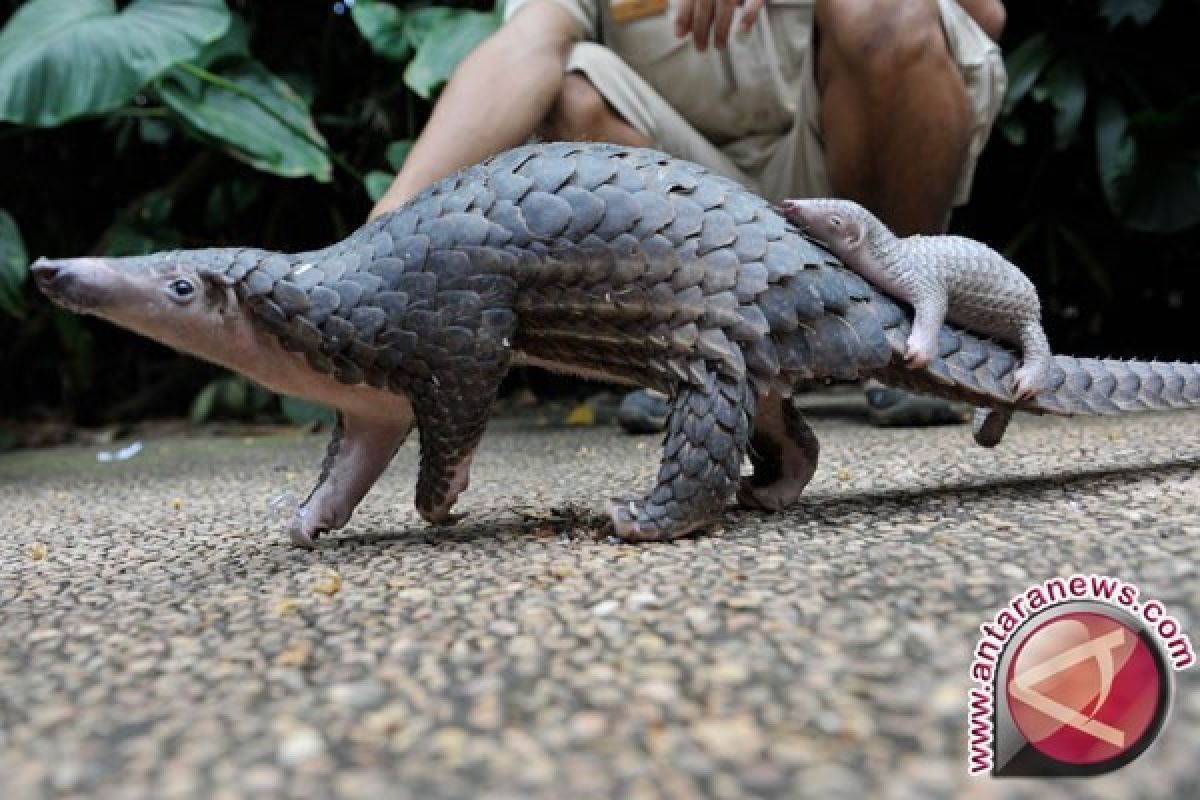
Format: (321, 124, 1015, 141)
(591, 599, 619, 617)
(170, 497, 184, 510)
(29, 543, 47, 560)
(724, 593, 762, 610)
(395, 587, 431, 602)
(568, 711, 607, 740)
(429, 727, 468, 763)
(241, 765, 284, 792)
(627, 590, 661, 610)
(278, 728, 325, 766)
(692, 715, 764, 763)
(836, 467, 851, 481)
(329, 681, 386, 711)
(489, 619, 519, 636)
(708, 660, 749, 685)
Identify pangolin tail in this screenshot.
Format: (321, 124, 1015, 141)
(865, 313, 1200, 418)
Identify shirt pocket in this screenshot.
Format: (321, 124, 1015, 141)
(602, 0, 688, 68)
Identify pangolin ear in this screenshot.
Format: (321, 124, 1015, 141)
(843, 220, 867, 250)
(199, 271, 238, 315)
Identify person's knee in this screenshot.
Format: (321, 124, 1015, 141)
(816, 0, 948, 77)
(541, 72, 611, 140)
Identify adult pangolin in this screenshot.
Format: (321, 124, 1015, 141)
(33, 143, 1200, 546)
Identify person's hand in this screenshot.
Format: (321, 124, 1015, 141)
(674, 0, 765, 51)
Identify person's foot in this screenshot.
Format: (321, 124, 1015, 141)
(864, 385, 971, 427)
(617, 389, 670, 434)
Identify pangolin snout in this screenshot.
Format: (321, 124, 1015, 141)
(32, 257, 109, 311)
(31, 258, 67, 292)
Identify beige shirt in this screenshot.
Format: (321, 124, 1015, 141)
(505, 0, 815, 144)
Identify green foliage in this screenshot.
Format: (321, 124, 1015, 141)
(365, 139, 415, 201)
(350, 0, 411, 62)
(351, 2, 499, 98)
(999, 0, 1200, 233)
(402, 8, 498, 99)
(279, 396, 337, 427)
(190, 375, 272, 424)
(0, 0, 231, 126)
(160, 62, 334, 182)
(0, 210, 28, 319)
(1098, 0, 1162, 28)
(156, 16, 335, 181)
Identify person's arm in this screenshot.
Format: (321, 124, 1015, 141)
(957, 0, 1005, 41)
(369, 1, 582, 219)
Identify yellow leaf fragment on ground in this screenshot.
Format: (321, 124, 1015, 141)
(170, 497, 184, 510)
(1108, 430, 1124, 441)
(313, 571, 342, 596)
(277, 639, 313, 668)
(275, 597, 301, 616)
(836, 467, 851, 481)
(564, 403, 596, 426)
(29, 543, 48, 561)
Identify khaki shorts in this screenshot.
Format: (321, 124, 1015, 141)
(511, 0, 1006, 206)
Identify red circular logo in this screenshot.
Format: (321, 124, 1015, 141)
(1005, 611, 1163, 765)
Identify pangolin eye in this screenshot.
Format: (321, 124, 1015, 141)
(830, 216, 843, 227)
(168, 278, 196, 300)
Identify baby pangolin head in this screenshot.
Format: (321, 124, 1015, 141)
(781, 197, 882, 261)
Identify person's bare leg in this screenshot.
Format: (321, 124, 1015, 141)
(815, 0, 974, 235)
(539, 72, 653, 147)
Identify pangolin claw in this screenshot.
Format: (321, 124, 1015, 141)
(287, 513, 323, 549)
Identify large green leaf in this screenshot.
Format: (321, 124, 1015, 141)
(404, 9, 498, 100)
(158, 61, 333, 181)
(351, 0, 411, 62)
(0, 210, 29, 319)
(0, 0, 231, 126)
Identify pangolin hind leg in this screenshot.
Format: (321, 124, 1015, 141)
(611, 369, 755, 541)
(289, 413, 414, 548)
(1012, 318, 1053, 399)
(972, 406, 1013, 447)
(737, 391, 821, 511)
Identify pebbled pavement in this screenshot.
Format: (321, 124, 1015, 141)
(1, 410, 1199, 799)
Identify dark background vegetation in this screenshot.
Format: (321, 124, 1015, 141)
(1, 0, 1198, 441)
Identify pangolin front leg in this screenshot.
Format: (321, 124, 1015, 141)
(737, 391, 821, 511)
(612, 369, 755, 542)
(411, 376, 500, 525)
(290, 413, 414, 548)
